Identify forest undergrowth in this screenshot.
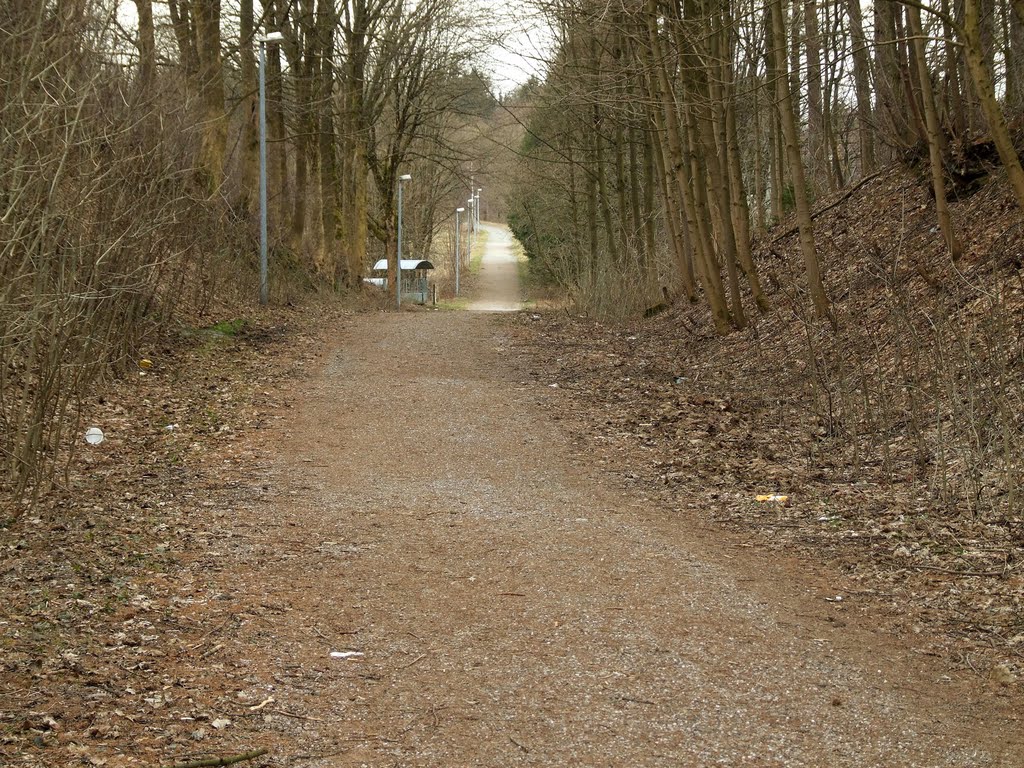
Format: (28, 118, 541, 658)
(514, 162, 1024, 689)
(0, 300, 350, 767)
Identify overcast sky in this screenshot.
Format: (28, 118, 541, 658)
(116, 0, 551, 94)
(483, 5, 553, 94)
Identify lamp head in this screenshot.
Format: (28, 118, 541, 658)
(399, 174, 412, 181)
(262, 31, 284, 43)
(456, 207, 465, 212)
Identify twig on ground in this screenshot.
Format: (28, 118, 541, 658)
(248, 697, 275, 712)
(398, 653, 427, 670)
(162, 748, 268, 768)
(199, 643, 225, 660)
(270, 709, 325, 722)
(714, 519, 802, 528)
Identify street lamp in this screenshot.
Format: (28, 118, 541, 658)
(467, 197, 475, 269)
(476, 188, 482, 229)
(455, 207, 465, 296)
(258, 31, 284, 306)
(397, 173, 412, 309)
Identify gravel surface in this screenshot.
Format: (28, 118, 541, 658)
(214, 227, 1021, 766)
(467, 224, 524, 312)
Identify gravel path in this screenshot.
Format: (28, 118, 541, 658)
(229, 225, 1020, 766)
(467, 223, 524, 312)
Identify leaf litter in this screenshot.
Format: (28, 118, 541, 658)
(1, 301, 346, 767)
(510, 164, 1024, 699)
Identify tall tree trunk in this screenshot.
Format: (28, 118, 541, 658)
(725, 68, 769, 313)
(941, 0, 965, 135)
(647, 94, 696, 299)
(317, 0, 342, 284)
(874, 0, 914, 158)
(1008, 0, 1024, 111)
(906, 2, 962, 258)
(771, 0, 831, 320)
(586, 124, 599, 278)
(765, 3, 786, 222)
(593, 105, 620, 268)
(238, 0, 258, 209)
(898, 6, 928, 142)
(285, 6, 317, 253)
(752, 79, 768, 236)
(342, 0, 371, 286)
(675, 0, 735, 327)
(567, 140, 586, 273)
(611, 25, 634, 264)
(267, 0, 289, 223)
(194, 0, 227, 190)
(614, 119, 632, 262)
(133, 0, 156, 90)
(645, 0, 729, 330)
(703, 12, 745, 328)
(962, 0, 1024, 208)
(804, 0, 826, 195)
(703, 85, 745, 328)
(348, 130, 370, 287)
(788, 0, 802, 118)
(641, 122, 661, 291)
(590, 37, 620, 268)
(682, 88, 734, 331)
(167, 0, 198, 79)
(629, 124, 646, 267)
(844, 0, 875, 174)
(822, 4, 845, 188)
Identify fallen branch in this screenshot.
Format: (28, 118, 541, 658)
(162, 748, 268, 768)
(397, 652, 427, 670)
(772, 171, 884, 242)
(199, 642, 225, 660)
(270, 708, 325, 722)
(248, 696, 275, 712)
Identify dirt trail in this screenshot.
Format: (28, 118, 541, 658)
(467, 223, 524, 312)
(224, 225, 1021, 766)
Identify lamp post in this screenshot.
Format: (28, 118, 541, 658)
(258, 31, 284, 307)
(476, 188, 482, 229)
(467, 196, 475, 269)
(397, 173, 412, 309)
(455, 206, 465, 296)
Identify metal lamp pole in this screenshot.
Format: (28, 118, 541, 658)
(467, 197, 475, 269)
(397, 173, 412, 309)
(258, 32, 284, 306)
(476, 188, 482, 229)
(455, 206, 464, 296)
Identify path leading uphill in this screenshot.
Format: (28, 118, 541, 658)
(220, 224, 1021, 766)
(467, 222, 525, 312)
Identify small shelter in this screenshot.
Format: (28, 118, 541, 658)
(370, 259, 434, 304)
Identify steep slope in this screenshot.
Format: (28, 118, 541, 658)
(514, 162, 1024, 687)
